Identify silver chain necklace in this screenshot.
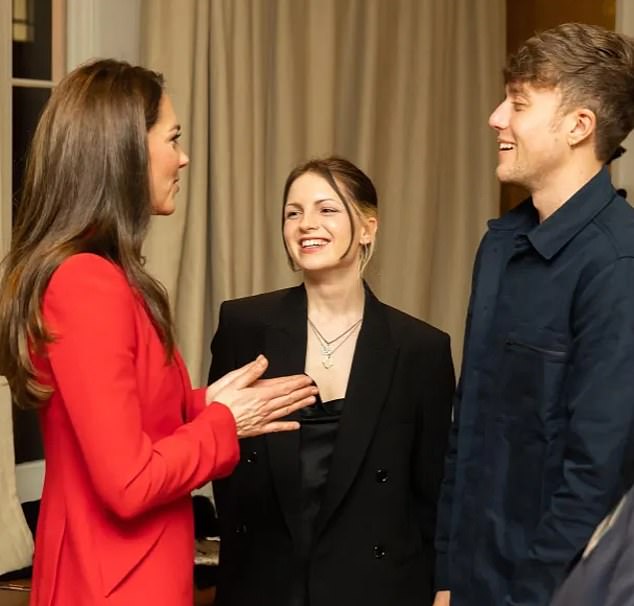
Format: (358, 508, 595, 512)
(307, 317, 363, 369)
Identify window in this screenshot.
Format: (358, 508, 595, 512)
(4, 0, 66, 495)
(3, 0, 141, 502)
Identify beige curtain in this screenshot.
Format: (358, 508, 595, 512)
(141, 0, 505, 383)
(0, 7, 34, 573)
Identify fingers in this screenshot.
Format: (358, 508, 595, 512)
(253, 374, 314, 389)
(206, 357, 266, 404)
(256, 421, 302, 434)
(210, 361, 256, 392)
(264, 384, 318, 409)
(236, 418, 302, 439)
(227, 370, 318, 438)
(256, 376, 316, 404)
(228, 355, 269, 389)
(264, 393, 316, 421)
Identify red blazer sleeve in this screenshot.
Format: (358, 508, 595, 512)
(42, 254, 239, 519)
(186, 386, 207, 421)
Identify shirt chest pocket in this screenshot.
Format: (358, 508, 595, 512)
(498, 327, 569, 423)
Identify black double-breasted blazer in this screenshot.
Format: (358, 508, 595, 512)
(208, 285, 455, 606)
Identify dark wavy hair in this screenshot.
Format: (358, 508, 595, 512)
(0, 59, 175, 408)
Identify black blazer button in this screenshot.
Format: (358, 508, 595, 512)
(235, 523, 248, 534)
(373, 544, 386, 559)
(375, 468, 389, 483)
(246, 450, 258, 464)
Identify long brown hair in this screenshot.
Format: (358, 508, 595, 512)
(0, 59, 175, 408)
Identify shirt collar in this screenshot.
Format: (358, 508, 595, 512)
(488, 167, 616, 260)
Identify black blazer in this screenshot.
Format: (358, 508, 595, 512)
(208, 285, 455, 606)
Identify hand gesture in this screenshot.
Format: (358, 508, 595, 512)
(206, 355, 317, 438)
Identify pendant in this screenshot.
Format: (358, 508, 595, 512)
(322, 355, 334, 370)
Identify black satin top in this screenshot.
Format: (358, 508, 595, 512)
(292, 395, 344, 605)
(299, 396, 344, 554)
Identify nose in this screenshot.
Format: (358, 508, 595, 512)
(299, 210, 317, 231)
(179, 149, 190, 168)
(488, 98, 510, 132)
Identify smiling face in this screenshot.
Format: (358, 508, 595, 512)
(488, 83, 573, 193)
(283, 172, 376, 276)
(147, 94, 189, 215)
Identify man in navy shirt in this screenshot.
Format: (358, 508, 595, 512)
(434, 23, 634, 606)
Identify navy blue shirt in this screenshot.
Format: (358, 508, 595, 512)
(436, 168, 634, 606)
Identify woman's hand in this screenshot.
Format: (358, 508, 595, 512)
(206, 355, 317, 438)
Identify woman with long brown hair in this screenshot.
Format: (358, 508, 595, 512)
(0, 59, 316, 606)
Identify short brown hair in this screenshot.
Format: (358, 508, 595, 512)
(504, 22, 634, 162)
(282, 156, 378, 273)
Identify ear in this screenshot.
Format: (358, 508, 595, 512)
(360, 216, 378, 244)
(567, 107, 596, 148)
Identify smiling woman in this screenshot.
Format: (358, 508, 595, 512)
(207, 156, 456, 606)
(282, 158, 378, 276)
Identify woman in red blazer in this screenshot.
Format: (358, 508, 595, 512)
(0, 60, 316, 606)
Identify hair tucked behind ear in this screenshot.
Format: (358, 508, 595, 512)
(0, 59, 175, 409)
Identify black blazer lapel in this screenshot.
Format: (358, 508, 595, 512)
(263, 285, 307, 546)
(314, 286, 398, 539)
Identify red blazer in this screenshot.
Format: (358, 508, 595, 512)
(29, 253, 239, 606)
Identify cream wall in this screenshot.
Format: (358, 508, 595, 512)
(67, 0, 141, 68)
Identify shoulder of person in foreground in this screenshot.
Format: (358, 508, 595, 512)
(43, 251, 240, 520)
(48, 252, 127, 291)
(551, 487, 634, 606)
(44, 253, 135, 330)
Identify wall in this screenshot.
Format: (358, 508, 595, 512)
(67, 0, 141, 68)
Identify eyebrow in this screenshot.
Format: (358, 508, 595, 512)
(285, 197, 339, 207)
(284, 198, 341, 213)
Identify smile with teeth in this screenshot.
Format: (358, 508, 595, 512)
(300, 238, 329, 249)
(499, 142, 514, 150)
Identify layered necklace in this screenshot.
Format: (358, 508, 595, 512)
(308, 317, 363, 369)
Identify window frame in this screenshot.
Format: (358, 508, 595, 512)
(3, 0, 67, 503)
